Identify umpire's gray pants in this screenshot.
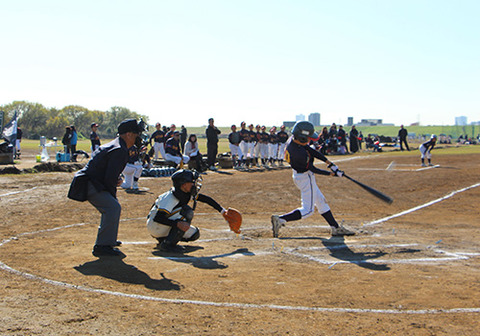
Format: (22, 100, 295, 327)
(87, 182, 121, 246)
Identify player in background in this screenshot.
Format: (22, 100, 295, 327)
(228, 124, 243, 169)
(259, 126, 270, 167)
(245, 124, 257, 168)
(268, 126, 279, 167)
(150, 122, 166, 160)
(121, 144, 143, 191)
(419, 134, 437, 167)
(238, 122, 249, 168)
(253, 124, 262, 167)
(165, 131, 189, 168)
(276, 125, 288, 166)
(271, 121, 355, 238)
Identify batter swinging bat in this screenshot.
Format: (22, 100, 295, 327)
(343, 174, 393, 204)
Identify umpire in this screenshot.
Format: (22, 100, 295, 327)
(68, 119, 144, 257)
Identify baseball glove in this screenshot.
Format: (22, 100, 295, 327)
(222, 208, 242, 234)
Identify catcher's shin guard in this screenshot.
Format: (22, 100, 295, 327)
(161, 226, 184, 248)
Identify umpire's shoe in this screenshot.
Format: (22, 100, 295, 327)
(92, 245, 124, 257)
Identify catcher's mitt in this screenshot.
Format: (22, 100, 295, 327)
(222, 208, 242, 234)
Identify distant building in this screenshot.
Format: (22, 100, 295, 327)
(283, 121, 296, 128)
(308, 113, 320, 126)
(455, 116, 467, 126)
(296, 114, 305, 122)
(357, 119, 383, 126)
(347, 117, 354, 126)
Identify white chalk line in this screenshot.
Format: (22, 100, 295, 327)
(2, 181, 480, 315)
(365, 182, 480, 227)
(0, 186, 38, 197)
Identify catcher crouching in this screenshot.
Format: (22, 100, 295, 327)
(147, 169, 242, 253)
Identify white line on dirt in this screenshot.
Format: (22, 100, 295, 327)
(364, 182, 480, 227)
(0, 186, 38, 197)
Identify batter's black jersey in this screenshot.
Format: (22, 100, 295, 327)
(150, 130, 165, 145)
(285, 139, 330, 176)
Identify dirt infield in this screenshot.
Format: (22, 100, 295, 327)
(1, 151, 479, 335)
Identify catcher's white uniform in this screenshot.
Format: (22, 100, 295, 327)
(146, 190, 198, 239)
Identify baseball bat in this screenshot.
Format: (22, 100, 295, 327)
(343, 174, 393, 204)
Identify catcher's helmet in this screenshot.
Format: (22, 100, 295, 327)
(292, 121, 319, 143)
(171, 169, 202, 196)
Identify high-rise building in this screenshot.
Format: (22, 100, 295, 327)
(455, 116, 468, 126)
(296, 114, 305, 122)
(347, 117, 354, 126)
(308, 113, 320, 126)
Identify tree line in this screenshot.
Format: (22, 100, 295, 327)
(1, 101, 149, 140)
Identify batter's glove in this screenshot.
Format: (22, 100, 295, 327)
(222, 208, 242, 234)
(334, 169, 344, 177)
(328, 163, 339, 173)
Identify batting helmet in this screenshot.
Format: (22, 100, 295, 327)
(292, 121, 319, 143)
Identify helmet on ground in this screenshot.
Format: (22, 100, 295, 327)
(292, 121, 319, 143)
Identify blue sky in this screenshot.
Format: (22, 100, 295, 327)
(2, 0, 479, 126)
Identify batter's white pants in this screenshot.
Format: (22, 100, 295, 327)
(122, 162, 143, 188)
(277, 143, 286, 160)
(229, 144, 243, 158)
(268, 143, 278, 159)
(153, 142, 166, 160)
(293, 170, 330, 217)
(419, 145, 431, 159)
(165, 153, 190, 165)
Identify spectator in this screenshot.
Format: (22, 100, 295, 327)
(15, 126, 22, 159)
(180, 125, 188, 153)
(349, 125, 359, 153)
(165, 124, 176, 141)
(337, 125, 348, 154)
(205, 118, 221, 170)
(358, 131, 364, 150)
(90, 123, 101, 155)
(398, 125, 410, 151)
(185, 134, 204, 172)
(62, 126, 72, 156)
(70, 125, 78, 161)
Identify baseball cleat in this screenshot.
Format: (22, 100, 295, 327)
(331, 225, 356, 236)
(92, 245, 124, 257)
(271, 215, 286, 238)
(421, 163, 427, 167)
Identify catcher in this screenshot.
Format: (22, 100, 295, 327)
(146, 169, 242, 253)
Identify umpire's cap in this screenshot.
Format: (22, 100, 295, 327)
(117, 119, 142, 135)
(292, 121, 319, 143)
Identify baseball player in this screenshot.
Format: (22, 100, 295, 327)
(268, 126, 279, 167)
(253, 124, 262, 167)
(419, 134, 437, 166)
(271, 121, 355, 238)
(238, 122, 249, 168)
(276, 125, 289, 166)
(245, 124, 257, 168)
(165, 131, 189, 167)
(121, 144, 143, 191)
(149, 122, 166, 160)
(259, 126, 270, 167)
(228, 124, 243, 169)
(147, 169, 232, 252)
